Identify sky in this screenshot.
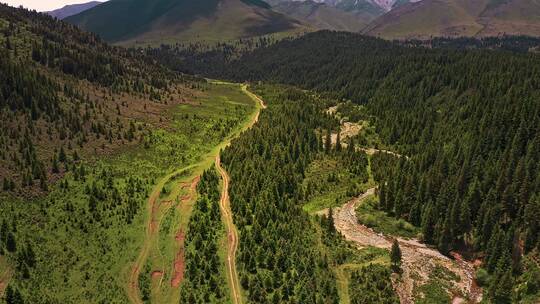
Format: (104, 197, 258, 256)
(2, 0, 106, 12)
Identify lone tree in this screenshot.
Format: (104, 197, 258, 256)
(327, 207, 336, 234)
(391, 239, 402, 273)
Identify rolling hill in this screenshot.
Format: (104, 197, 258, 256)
(0, 3, 192, 196)
(66, 0, 307, 45)
(46, 1, 102, 19)
(270, 0, 374, 31)
(364, 0, 540, 39)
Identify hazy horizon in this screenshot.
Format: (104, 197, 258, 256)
(2, 0, 106, 12)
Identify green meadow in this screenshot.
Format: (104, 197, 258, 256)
(0, 82, 257, 303)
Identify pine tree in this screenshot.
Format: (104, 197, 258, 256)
(391, 239, 402, 273)
(491, 270, 513, 304)
(327, 207, 335, 234)
(3, 177, 10, 191)
(6, 232, 16, 252)
(438, 217, 452, 255)
(325, 129, 332, 154)
(58, 146, 66, 163)
(52, 155, 59, 173)
(459, 199, 472, 239)
(335, 131, 341, 152)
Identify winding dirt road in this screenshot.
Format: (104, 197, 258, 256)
(126, 165, 196, 304)
(215, 85, 265, 304)
(126, 83, 265, 304)
(216, 156, 242, 304)
(333, 188, 482, 304)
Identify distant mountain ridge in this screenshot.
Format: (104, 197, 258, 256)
(59, 0, 540, 42)
(47, 1, 102, 19)
(269, 0, 375, 31)
(364, 0, 540, 39)
(271, 0, 421, 12)
(266, 0, 421, 32)
(66, 0, 306, 45)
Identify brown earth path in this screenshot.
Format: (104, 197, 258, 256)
(170, 176, 200, 288)
(126, 83, 265, 304)
(0, 258, 11, 297)
(126, 164, 198, 304)
(332, 188, 482, 304)
(215, 84, 266, 304)
(216, 156, 242, 304)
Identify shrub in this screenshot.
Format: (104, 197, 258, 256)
(359, 214, 377, 228)
(476, 268, 490, 287)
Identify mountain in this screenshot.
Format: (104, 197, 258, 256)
(66, 0, 307, 45)
(270, 0, 422, 11)
(47, 1, 102, 19)
(0, 3, 192, 196)
(266, 0, 422, 32)
(270, 0, 373, 31)
(364, 0, 540, 39)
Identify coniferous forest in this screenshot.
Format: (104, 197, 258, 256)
(221, 86, 340, 303)
(1, 2, 540, 304)
(165, 31, 540, 303)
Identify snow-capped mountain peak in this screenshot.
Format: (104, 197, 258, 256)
(287, 0, 421, 12)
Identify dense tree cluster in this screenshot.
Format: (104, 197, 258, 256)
(173, 31, 540, 303)
(142, 36, 281, 76)
(221, 86, 339, 303)
(406, 36, 540, 53)
(0, 4, 195, 194)
(179, 169, 227, 303)
(349, 264, 399, 304)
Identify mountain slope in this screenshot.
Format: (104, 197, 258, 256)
(66, 0, 306, 45)
(0, 3, 191, 196)
(270, 0, 418, 12)
(364, 0, 540, 39)
(271, 0, 373, 31)
(476, 0, 540, 37)
(46, 1, 102, 19)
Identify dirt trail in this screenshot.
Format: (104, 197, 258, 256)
(241, 85, 267, 111)
(332, 188, 482, 304)
(214, 86, 265, 304)
(170, 177, 199, 288)
(126, 165, 196, 304)
(0, 281, 4, 296)
(359, 147, 406, 159)
(328, 120, 407, 159)
(0, 260, 9, 297)
(171, 230, 186, 288)
(216, 156, 242, 304)
(126, 83, 265, 304)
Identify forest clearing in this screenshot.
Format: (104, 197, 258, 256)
(126, 82, 264, 304)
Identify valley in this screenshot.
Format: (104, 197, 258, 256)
(1, 1, 540, 304)
(124, 82, 263, 304)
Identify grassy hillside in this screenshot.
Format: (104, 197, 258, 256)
(66, 0, 307, 46)
(363, 0, 487, 39)
(364, 0, 540, 39)
(271, 0, 374, 32)
(477, 0, 540, 37)
(0, 3, 195, 198)
(47, 1, 102, 20)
